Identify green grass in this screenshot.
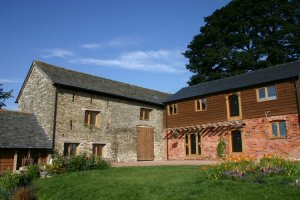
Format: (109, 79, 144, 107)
(34, 165, 300, 200)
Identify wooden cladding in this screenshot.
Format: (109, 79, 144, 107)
(166, 81, 298, 128)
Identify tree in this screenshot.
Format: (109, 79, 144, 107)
(183, 0, 300, 85)
(0, 84, 13, 109)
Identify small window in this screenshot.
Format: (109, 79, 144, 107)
(257, 85, 277, 101)
(140, 108, 152, 120)
(64, 143, 79, 156)
(271, 121, 287, 138)
(231, 130, 243, 152)
(84, 110, 100, 127)
(93, 144, 105, 157)
(168, 104, 178, 115)
(195, 98, 206, 111)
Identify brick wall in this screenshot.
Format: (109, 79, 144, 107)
(165, 114, 300, 160)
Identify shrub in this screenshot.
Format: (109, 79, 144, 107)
(46, 152, 111, 174)
(205, 155, 296, 181)
(11, 185, 37, 200)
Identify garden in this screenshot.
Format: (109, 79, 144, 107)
(1, 154, 299, 200)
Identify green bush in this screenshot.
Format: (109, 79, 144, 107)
(205, 155, 296, 181)
(46, 152, 111, 174)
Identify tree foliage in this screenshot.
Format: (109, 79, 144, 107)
(0, 84, 13, 109)
(184, 0, 300, 85)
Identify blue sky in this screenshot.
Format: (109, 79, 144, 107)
(0, 0, 230, 110)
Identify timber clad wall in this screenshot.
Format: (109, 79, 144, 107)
(165, 81, 298, 128)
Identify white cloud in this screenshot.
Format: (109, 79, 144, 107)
(69, 49, 186, 73)
(81, 36, 140, 49)
(41, 48, 75, 58)
(0, 79, 21, 83)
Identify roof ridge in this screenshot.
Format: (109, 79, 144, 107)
(185, 60, 300, 89)
(34, 60, 171, 95)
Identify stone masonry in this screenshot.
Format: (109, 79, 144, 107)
(18, 64, 164, 162)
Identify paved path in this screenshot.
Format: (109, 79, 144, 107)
(112, 160, 218, 167)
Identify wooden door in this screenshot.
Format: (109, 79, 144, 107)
(0, 149, 14, 172)
(137, 126, 154, 161)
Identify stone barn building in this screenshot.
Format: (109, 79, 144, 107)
(16, 60, 169, 162)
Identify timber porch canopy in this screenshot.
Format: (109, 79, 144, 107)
(164, 120, 245, 138)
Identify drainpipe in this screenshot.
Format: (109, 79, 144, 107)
(52, 86, 59, 151)
(165, 105, 169, 160)
(294, 78, 300, 125)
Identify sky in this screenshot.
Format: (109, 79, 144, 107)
(0, 0, 230, 110)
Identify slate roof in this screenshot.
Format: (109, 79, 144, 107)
(0, 110, 52, 149)
(165, 61, 300, 103)
(32, 61, 170, 106)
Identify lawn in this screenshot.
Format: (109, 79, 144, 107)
(34, 165, 300, 200)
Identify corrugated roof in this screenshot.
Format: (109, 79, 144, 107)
(34, 61, 170, 106)
(0, 110, 52, 149)
(165, 61, 300, 103)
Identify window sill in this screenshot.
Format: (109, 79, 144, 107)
(257, 98, 277, 102)
(270, 137, 287, 140)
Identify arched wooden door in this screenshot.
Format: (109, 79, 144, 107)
(137, 126, 154, 161)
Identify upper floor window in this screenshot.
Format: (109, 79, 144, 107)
(93, 144, 105, 157)
(195, 98, 206, 111)
(257, 85, 277, 101)
(140, 108, 152, 120)
(168, 104, 178, 115)
(226, 93, 242, 120)
(271, 121, 287, 138)
(64, 143, 79, 157)
(84, 110, 100, 127)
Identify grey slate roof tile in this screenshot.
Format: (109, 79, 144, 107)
(34, 61, 170, 105)
(165, 61, 300, 103)
(0, 110, 52, 149)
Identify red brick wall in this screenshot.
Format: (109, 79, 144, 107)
(164, 114, 300, 160)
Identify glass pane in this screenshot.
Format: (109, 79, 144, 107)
(90, 112, 96, 126)
(272, 122, 278, 137)
(185, 134, 189, 144)
(229, 94, 240, 117)
(145, 110, 149, 120)
(196, 100, 201, 110)
(98, 145, 103, 156)
(259, 88, 266, 100)
(232, 130, 242, 152)
(169, 105, 173, 114)
(173, 104, 177, 114)
(201, 98, 206, 110)
(198, 145, 201, 155)
(198, 133, 201, 144)
(63, 143, 68, 156)
(84, 111, 89, 125)
(267, 86, 277, 99)
(190, 134, 196, 154)
(140, 109, 144, 120)
(70, 144, 77, 155)
(186, 146, 189, 156)
(279, 121, 287, 137)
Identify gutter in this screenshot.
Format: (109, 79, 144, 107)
(52, 86, 59, 151)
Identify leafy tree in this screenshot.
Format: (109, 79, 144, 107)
(184, 0, 300, 85)
(0, 84, 13, 109)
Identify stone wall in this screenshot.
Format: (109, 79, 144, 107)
(165, 114, 300, 160)
(55, 88, 164, 162)
(18, 65, 56, 141)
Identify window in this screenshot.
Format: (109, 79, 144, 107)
(195, 98, 206, 111)
(271, 121, 287, 138)
(168, 104, 178, 115)
(257, 85, 277, 101)
(226, 93, 242, 120)
(140, 108, 152, 120)
(93, 144, 105, 157)
(231, 130, 243, 152)
(185, 133, 201, 156)
(64, 143, 79, 156)
(84, 110, 100, 127)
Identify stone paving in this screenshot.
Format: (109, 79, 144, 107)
(112, 160, 218, 167)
